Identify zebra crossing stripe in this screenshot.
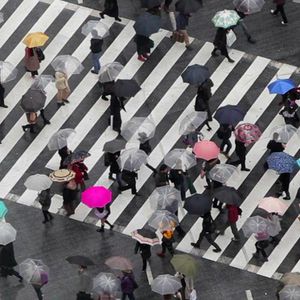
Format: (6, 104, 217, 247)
(0, 0, 9, 11)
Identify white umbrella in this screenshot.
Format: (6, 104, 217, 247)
(151, 274, 182, 295)
(47, 128, 76, 151)
(24, 174, 52, 191)
(164, 148, 197, 171)
(0, 61, 18, 83)
(117, 148, 148, 171)
(93, 272, 120, 295)
(19, 259, 49, 285)
(233, 0, 265, 14)
(98, 62, 123, 83)
(51, 55, 84, 76)
(179, 111, 208, 135)
(148, 209, 179, 231)
(270, 124, 298, 144)
(0, 222, 17, 245)
(30, 75, 54, 91)
(81, 20, 109, 38)
(209, 164, 238, 184)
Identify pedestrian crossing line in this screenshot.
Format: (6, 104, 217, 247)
(291, 257, 300, 273)
(0, 0, 9, 11)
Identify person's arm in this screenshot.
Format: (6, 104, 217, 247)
(134, 242, 140, 254)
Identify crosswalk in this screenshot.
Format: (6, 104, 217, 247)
(1, 0, 300, 281)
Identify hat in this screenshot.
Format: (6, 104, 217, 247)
(49, 169, 75, 182)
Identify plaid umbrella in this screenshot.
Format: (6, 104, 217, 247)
(113, 79, 141, 98)
(20, 89, 46, 112)
(131, 228, 160, 246)
(103, 138, 126, 153)
(0, 61, 18, 83)
(134, 12, 161, 37)
(213, 186, 242, 206)
(181, 65, 210, 86)
(214, 105, 246, 126)
(267, 152, 296, 174)
(233, 0, 265, 14)
(212, 10, 240, 29)
(175, 0, 203, 13)
(234, 123, 261, 145)
(184, 193, 212, 216)
(268, 79, 296, 95)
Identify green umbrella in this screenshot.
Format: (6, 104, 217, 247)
(171, 254, 199, 278)
(212, 10, 240, 29)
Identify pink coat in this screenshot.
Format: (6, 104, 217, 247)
(24, 47, 40, 72)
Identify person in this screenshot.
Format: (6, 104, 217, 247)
(110, 94, 125, 133)
(169, 167, 186, 200)
(233, 8, 256, 44)
(279, 100, 299, 127)
(55, 71, 70, 107)
(201, 157, 220, 190)
(120, 270, 137, 300)
(276, 172, 291, 200)
(155, 164, 169, 187)
(182, 130, 203, 148)
(90, 30, 103, 74)
(230, 139, 250, 171)
(24, 47, 40, 77)
(134, 241, 151, 271)
(134, 35, 153, 62)
(101, 80, 115, 101)
(267, 133, 285, 154)
(95, 205, 114, 232)
(163, 0, 173, 13)
(138, 132, 152, 155)
(120, 169, 139, 195)
(211, 28, 235, 63)
(100, 0, 121, 22)
(175, 12, 192, 50)
(62, 178, 77, 216)
(157, 229, 175, 257)
(31, 271, 48, 300)
(217, 124, 233, 157)
(70, 161, 88, 191)
(38, 188, 53, 224)
(22, 112, 38, 133)
(58, 146, 72, 169)
(175, 272, 195, 300)
(104, 150, 122, 183)
(191, 212, 221, 252)
(270, 0, 288, 25)
(0, 83, 8, 108)
(253, 239, 269, 262)
(77, 265, 92, 299)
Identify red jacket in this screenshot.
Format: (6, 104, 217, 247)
(227, 204, 239, 224)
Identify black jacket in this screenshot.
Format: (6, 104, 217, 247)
(267, 140, 284, 153)
(235, 140, 246, 157)
(110, 95, 125, 115)
(0, 84, 4, 104)
(155, 172, 169, 187)
(103, 0, 119, 17)
(217, 125, 233, 140)
(135, 242, 151, 259)
(213, 28, 227, 50)
(90, 38, 103, 53)
(121, 170, 137, 185)
(139, 140, 151, 155)
(0, 243, 17, 268)
(106, 151, 120, 173)
(169, 169, 185, 186)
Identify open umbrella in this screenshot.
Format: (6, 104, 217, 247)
(0, 223, 16, 245)
(267, 152, 296, 174)
(258, 197, 288, 216)
(66, 255, 95, 266)
(213, 186, 242, 206)
(19, 259, 49, 285)
(209, 164, 238, 184)
(233, 0, 265, 14)
(131, 228, 160, 246)
(23, 32, 49, 48)
(113, 79, 141, 98)
(242, 216, 271, 238)
(134, 12, 161, 37)
(267, 215, 281, 237)
(141, 0, 163, 8)
(24, 174, 52, 191)
(270, 125, 298, 144)
(175, 0, 203, 13)
(63, 150, 91, 165)
(252, 207, 271, 218)
(179, 111, 207, 135)
(0, 61, 18, 83)
(81, 20, 109, 39)
(47, 128, 76, 151)
(171, 254, 200, 278)
(105, 256, 133, 271)
(214, 105, 245, 126)
(181, 65, 210, 86)
(193, 140, 220, 160)
(148, 210, 179, 231)
(49, 169, 75, 182)
(151, 274, 182, 295)
(20, 89, 46, 112)
(164, 149, 197, 171)
(30, 75, 54, 91)
(212, 10, 240, 28)
(268, 79, 296, 95)
(103, 138, 126, 153)
(0, 200, 8, 219)
(184, 193, 212, 216)
(117, 148, 148, 171)
(81, 186, 112, 208)
(51, 55, 84, 76)
(98, 62, 123, 83)
(279, 285, 300, 300)
(281, 273, 300, 286)
(234, 123, 261, 145)
(93, 272, 120, 296)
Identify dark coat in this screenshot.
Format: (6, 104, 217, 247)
(38, 189, 52, 210)
(217, 124, 232, 140)
(0, 84, 5, 105)
(139, 140, 151, 155)
(0, 243, 17, 268)
(103, 0, 119, 17)
(121, 170, 137, 185)
(90, 38, 103, 53)
(235, 140, 246, 158)
(120, 273, 136, 294)
(107, 152, 120, 173)
(134, 35, 152, 55)
(213, 28, 227, 52)
(169, 169, 184, 186)
(155, 171, 169, 187)
(58, 146, 71, 169)
(267, 140, 284, 153)
(135, 242, 151, 259)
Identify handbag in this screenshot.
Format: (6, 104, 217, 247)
(36, 48, 45, 62)
(226, 29, 236, 47)
(172, 31, 185, 43)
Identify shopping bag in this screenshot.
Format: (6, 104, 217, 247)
(226, 29, 237, 47)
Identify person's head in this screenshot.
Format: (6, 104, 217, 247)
(138, 132, 148, 141)
(273, 132, 279, 142)
(96, 207, 104, 213)
(159, 164, 168, 173)
(91, 29, 101, 39)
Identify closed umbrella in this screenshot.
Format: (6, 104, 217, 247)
(105, 256, 133, 271)
(193, 140, 220, 160)
(267, 152, 296, 174)
(179, 111, 207, 135)
(98, 62, 123, 83)
(148, 210, 179, 231)
(258, 197, 288, 216)
(113, 79, 141, 98)
(81, 20, 109, 38)
(51, 55, 84, 76)
(134, 12, 161, 36)
(81, 186, 112, 208)
(164, 149, 197, 171)
(117, 148, 148, 171)
(151, 274, 182, 295)
(0, 61, 18, 83)
(23, 32, 49, 48)
(270, 125, 298, 144)
(30, 75, 54, 90)
(47, 128, 76, 151)
(63, 150, 91, 165)
(279, 285, 300, 300)
(234, 123, 261, 145)
(268, 79, 296, 95)
(175, 0, 203, 13)
(93, 272, 120, 295)
(103, 138, 126, 153)
(66, 255, 95, 266)
(214, 105, 246, 126)
(141, 0, 163, 8)
(281, 273, 300, 286)
(212, 10, 240, 29)
(213, 186, 242, 206)
(209, 164, 238, 184)
(0, 200, 8, 219)
(171, 254, 199, 278)
(181, 65, 210, 86)
(49, 169, 75, 182)
(19, 259, 49, 285)
(233, 0, 265, 14)
(242, 216, 270, 238)
(20, 89, 46, 112)
(0, 222, 16, 245)
(131, 228, 160, 246)
(24, 174, 52, 191)
(184, 193, 211, 216)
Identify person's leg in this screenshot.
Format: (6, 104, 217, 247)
(166, 243, 175, 256)
(40, 109, 50, 125)
(128, 293, 135, 300)
(179, 30, 190, 47)
(42, 210, 49, 223)
(221, 47, 234, 62)
(121, 293, 126, 300)
(104, 219, 114, 229)
(224, 139, 232, 154)
(277, 4, 288, 23)
(9, 268, 23, 282)
(92, 52, 101, 73)
(131, 181, 137, 195)
(230, 223, 240, 240)
(32, 285, 43, 300)
(142, 256, 147, 271)
(205, 233, 221, 251)
(238, 19, 255, 43)
(282, 173, 290, 199)
(191, 230, 205, 247)
(22, 124, 31, 132)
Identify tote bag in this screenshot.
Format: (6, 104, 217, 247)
(226, 30, 237, 47)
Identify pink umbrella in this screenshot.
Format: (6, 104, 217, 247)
(81, 186, 112, 208)
(258, 197, 288, 216)
(234, 123, 261, 145)
(193, 140, 220, 160)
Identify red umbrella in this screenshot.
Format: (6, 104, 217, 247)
(234, 123, 261, 145)
(81, 186, 112, 208)
(193, 140, 220, 160)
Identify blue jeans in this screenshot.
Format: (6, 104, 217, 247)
(91, 52, 101, 73)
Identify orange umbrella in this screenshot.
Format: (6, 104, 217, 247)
(23, 32, 49, 48)
(193, 140, 220, 160)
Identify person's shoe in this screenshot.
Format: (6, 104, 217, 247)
(97, 227, 105, 232)
(57, 102, 65, 107)
(247, 37, 256, 44)
(99, 12, 105, 18)
(156, 252, 165, 257)
(283, 193, 291, 200)
(115, 17, 121, 22)
(228, 58, 235, 63)
(185, 45, 193, 51)
(133, 192, 141, 196)
(241, 168, 250, 171)
(63, 99, 69, 103)
(191, 242, 200, 248)
(91, 70, 98, 74)
(276, 192, 283, 197)
(270, 9, 276, 15)
(110, 224, 114, 230)
(0, 104, 8, 108)
(211, 51, 218, 57)
(138, 55, 147, 62)
(281, 21, 288, 25)
(101, 95, 109, 101)
(42, 220, 49, 224)
(108, 175, 116, 181)
(231, 238, 240, 242)
(22, 126, 27, 132)
(213, 248, 221, 253)
(206, 127, 212, 131)
(43, 120, 50, 125)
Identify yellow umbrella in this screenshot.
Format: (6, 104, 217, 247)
(23, 32, 49, 48)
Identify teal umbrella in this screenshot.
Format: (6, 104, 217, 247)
(0, 200, 8, 218)
(212, 10, 240, 29)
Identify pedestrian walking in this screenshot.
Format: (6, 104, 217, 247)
(134, 241, 151, 271)
(201, 157, 220, 189)
(101, 80, 115, 100)
(211, 28, 235, 63)
(22, 112, 37, 133)
(55, 71, 70, 107)
(110, 94, 125, 133)
(267, 133, 285, 154)
(0, 83, 8, 108)
(157, 229, 175, 257)
(253, 239, 269, 262)
(120, 169, 139, 195)
(104, 150, 122, 183)
(38, 188, 53, 224)
(58, 146, 72, 169)
(62, 178, 77, 216)
(230, 139, 250, 171)
(155, 164, 170, 187)
(77, 265, 92, 300)
(217, 124, 234, 157)
(24, 47, 40, 77)
(233, 8, 256, 43)
(70, 160, 88, 191)
(134, 35, 153, 62)
(100, 0, 122, 22)
(175, 12, 192, 50)
(120, 270, 138, 300)
(276, 172, 291, 200)
(169, 168, 186, 200)
(95, 205, 114, 232)
(279, 101, 299, 127)
(270, 0, 288, 25)
(32, 273, 48, 300)
(90, 30, 103, 75)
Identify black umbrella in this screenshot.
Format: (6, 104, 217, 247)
(175, 0, 203, 13)
(214, 105, 246, 126)
(20, 89, 46, 112)
(134, 12, 161, 37)
(141, 0, 163, 9)
(181, 64, 210, 86)
(184, 193, 211, 216)
(103, 138, 126, 153)
(63, 150, 91, 165)
(66, 255, 95, 266)
(113, 79, 141, 98)
(252, 207, 271, 218)
(213, 186, 242, 206)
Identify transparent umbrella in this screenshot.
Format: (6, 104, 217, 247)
(270, 125, 298, 144)
(0, 222, 17, 245)
(24, 174, 52, 191)
(98, 62, 123, 83)
(117, 148, 148, 171)
(93, 272, 120, 296)
(209, 164, 238, 184)
(151, 274, 182, 295)
(242, 216, 271, 238)
(19, 259, 49, 285)
(81, 20, 109, 38)
(148, 210, 179, 231)
(164, 149, 197, 171)
(279, 285, 300, 300)
(30, 75, 54, 91)
(233, 0, 265, 14)
(47, 128, 76, 151)
(179, 111, 207, 135)
(0, 61, 18, 83)
(51, 55, 84, 76)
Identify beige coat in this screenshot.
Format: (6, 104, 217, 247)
(24, 47, 40, 72)
(55, 71, 70, 102)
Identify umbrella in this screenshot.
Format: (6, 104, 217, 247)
(184, 193, 212, 216)
(164, 149, 197, 171)
(214, 105, 246, 126)
(141, 0, 163, 9)
(49, 169, 75, 182)
(179, 111, 208, 135)
(24, 174, 52, 191)
(113, 79, 141, 98)
(150, 186, 181, 213)
(234, 123, 262, 145)
(268, 79, 296, 95)
(151, 274, 182, 295)
(171, 254, 200, 278)
(233, 0, 265, 14)
(105, 256, 133, 271)
(252, 207, 271, 218)
(193, 140, 220, 160)
(242, 216, 271, 238)
(213, 186, 242, 206)
(121, 117, 156, 142)
(267, 152, 296, 174)
(212, 10, 240, 29)
(148, 210, 179, 231)
(51, 55, 84, 76)
(20, 89, 46, 112)
(117, 148, 148, 171)
(81, 186, 112, 208)
(0, 200, 8, 219)
(267, 214, 281, 237)
(175, 0, 203, 13)
(81, 20, 109, 39)
(93, 272, 120, 295)
(131, 228, 160, 246)
(281, 273, 300, 286)
(0, 223, 16, 245)
(30, 75, 54, 90)
(279, 285, 300, 300)
(47, 128, 76, 151)
(63, 150, 91, 165)
(181, 65, 210, 86)
(0, 61, 18, 83)
(103, 138, 126, 153)
(19, 259, 49, 285)
(134, 12, 161, 37)
(270, 125, 298, 144)
(23, 32, 49, 48)
(258, 197, 288, 216)
(209, 164, 238, 184)
(66, 255, 95, 266)
(98, 62, 124, 83)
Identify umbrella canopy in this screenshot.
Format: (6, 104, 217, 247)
(63, 150, 91, 165)
(81, 20, 109, 39)
(175, 0, 203, 13)
(252, 207, 271, 218)
(148, 210, 179, 231)
(164, 149, 197, 171)
(209, 164, 238, 184)
(98, 62, 123, 83)
(121, 117, 156, 142)
(171, 254, 200, 278)
(267, 152, 296, 174)
(0, 61, 18, 83)
(131, 228, 160, 246)
(117, 148, 148, 171)
(103, 138, 126, 153)
(268, 79, 296, 95)
(20, 89, 46, 112)
(242, 216, 271, 238)
(270, 125, 298, 144)
(179, 111, 207, 135)
(51, 55, 84, 76)
(141, 0, 163, 9)
(24, 174, 52, 191)
(47, 128, 76, 151)
(233, 0, 265, 14)
(81, 186, 112, 208)
(49, 169, 75, 182)
(23, 32, 49, 48)
(105, 256, 133, 271)
(134, 12, 161, 37)
(0, 200, 8, 219)
(30, 75, 54, 90)
(279, 285, 300, 300)
(0, 222, 16, 245)
(193, 140, 220, 160)
(214, 105, 245, 126)
(258, 197, 288, 216)
(212, 10, 240, 28)
(19, 259, 49, 285)
(93, 272, 120, 296)
(113, 79, 141, 98)
(151, 274, 182, 295)
(213, 186, 242, 206)
(184, 193, 212, 216)
(267, 215, 281, 237)
(150, 186, 181, 213)
(281, 273, 300, 286)
(181, 64, 210, 86)
(66, 255, 95, 266)
(234, 123, 261, 145)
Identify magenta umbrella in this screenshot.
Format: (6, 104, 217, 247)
(234, 123, 261, 145)
(81, 186, 112, 208)
(193, 140, 220, 161)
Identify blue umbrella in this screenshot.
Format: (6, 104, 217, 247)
(214, 105, 245, 126)
(268, 79, 296, 95)
(133, 12, 161, 37)
(0, 200, 8, 218)
(267, 152, 296, 174)
(181, 65, 210, 86)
